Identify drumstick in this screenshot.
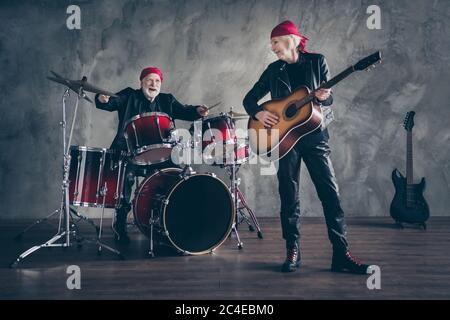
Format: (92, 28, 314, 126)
(207, 101, 221, 110)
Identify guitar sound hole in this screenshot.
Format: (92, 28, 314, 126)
(285, 104, 297, 118)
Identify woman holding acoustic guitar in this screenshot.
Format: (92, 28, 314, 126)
(243, 20, 370, 274)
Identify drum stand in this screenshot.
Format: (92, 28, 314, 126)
(11, 87, 122, 268)
(226, 163, 263, 245)
(226, 142, 263, 250)
(14, 206, 99, 241)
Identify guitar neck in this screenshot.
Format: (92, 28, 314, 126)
(296, 66, 356, 109)
(406, 131, 413, 184)
(321, 66, 355, 90)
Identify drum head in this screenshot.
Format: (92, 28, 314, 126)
(163, 174, 234, 254)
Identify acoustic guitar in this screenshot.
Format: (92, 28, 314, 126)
(247, 51, 381, 161)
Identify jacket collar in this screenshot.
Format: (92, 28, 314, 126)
(275, 53, 308, 93)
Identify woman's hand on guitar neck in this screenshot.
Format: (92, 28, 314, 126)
(255, 111, 279, 128)
(314, 87, 331, 102)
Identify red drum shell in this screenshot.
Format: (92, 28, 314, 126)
(133, 168, 235, 254)
(123, 112, 175, 165)
(68, 146, 126, 208)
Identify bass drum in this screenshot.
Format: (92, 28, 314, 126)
(133, 168, 235, 255)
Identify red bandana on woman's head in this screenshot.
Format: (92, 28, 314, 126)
(270, 20, 309, 53)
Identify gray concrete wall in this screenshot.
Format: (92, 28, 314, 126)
(0, 0, 449, 219)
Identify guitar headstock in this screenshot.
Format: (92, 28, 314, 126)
(403, 111, 416, 132)
(354, 51, 382, 71)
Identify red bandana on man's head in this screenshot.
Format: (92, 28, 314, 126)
(270, 20, 309, 53)
(140, 67, 163, 82)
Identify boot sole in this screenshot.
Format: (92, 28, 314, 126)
(281, 261, 301, 273)
(331, 265, 368, 275)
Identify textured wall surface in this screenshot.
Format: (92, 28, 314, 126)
(0, 0, 449, 219)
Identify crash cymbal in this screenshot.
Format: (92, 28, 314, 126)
(47, 70, 118, 102)
(47, 75, 93, 103)
(71, 78, 118, 97)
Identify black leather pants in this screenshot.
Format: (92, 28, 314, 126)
(277, 138, 348, 251)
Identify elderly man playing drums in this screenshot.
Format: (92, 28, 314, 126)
(96, 66, 208, 244)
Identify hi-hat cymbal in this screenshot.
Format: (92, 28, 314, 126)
(226, 110, 249, 118)
(230, 115, 250, 120)
(47, 70, 118, 103)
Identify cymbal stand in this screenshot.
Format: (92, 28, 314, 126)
(225, 138, 263, 241)
(11, 87, 122, 268)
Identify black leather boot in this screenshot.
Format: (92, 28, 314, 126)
(281, 243, 301, 273)
(331, 249, 369, 274)
(113, 211, 130, 245)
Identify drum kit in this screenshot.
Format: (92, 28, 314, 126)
(11, 72, 262, 267)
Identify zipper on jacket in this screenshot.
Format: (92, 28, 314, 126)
(277, 77, 292, 93)
(277, 64, 292, 93)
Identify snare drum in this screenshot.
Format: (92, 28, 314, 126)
(224, 142, 250, 165)
(123, 112, 176, 165)
(68, 146, 126, 208)
(196, 114, 235, 147)
(190, 114, 243, 165)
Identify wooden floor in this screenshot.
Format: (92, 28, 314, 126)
(0, 216, 449, 300)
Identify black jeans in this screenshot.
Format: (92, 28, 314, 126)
(277, 138, 348, 251)
(116, 160, 178, 221)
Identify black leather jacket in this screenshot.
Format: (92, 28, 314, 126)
(95, 87, 200, 151)
(243, 52, 333, 142)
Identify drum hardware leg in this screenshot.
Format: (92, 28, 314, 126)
(236, 188, 263, 239)
(228, 150, 244, 250)
(82, 237, 124, 260)
(148, 209, 155, 258)
(237, 208, 253, 230)
(93, 183, 124, 259)
(69, 207, 100, 236)
(14, 209, 60, 241)
(10, 233, 69, 268)
(232, 224, 243, 250)
(226, 158, 263, 240)
(115, 158, 124, 208)
(119, 161, 128, 204)
(97, 183, 107, 255)
(95, 152, 106, 207)
(180, 165, 195, 178)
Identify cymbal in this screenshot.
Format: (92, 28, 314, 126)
(47, 70, 118, 103)
(225, 110, 249, 118)
(230, 115, 249, 120)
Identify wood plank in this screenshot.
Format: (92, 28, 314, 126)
(0, 217, 449, 299)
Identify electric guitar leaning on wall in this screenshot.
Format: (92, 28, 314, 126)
(390, 111, 430, 229)
(247, 51, 381, 161)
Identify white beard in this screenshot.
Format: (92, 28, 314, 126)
(142, 87, 159, 101)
